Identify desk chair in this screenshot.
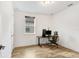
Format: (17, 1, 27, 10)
(48, 31, 59, 48)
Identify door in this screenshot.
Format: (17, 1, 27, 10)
(0, 1, 14, 58)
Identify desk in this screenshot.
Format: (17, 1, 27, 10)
(36, 36, 53, 47)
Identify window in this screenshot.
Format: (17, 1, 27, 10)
(25, 16, 35, 34)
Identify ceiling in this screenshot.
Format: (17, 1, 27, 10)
(14, 1, 79, 15)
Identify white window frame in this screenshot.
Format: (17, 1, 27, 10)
(24, 16, 36, 34)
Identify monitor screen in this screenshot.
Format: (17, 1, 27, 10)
(46, 30, 51, 36)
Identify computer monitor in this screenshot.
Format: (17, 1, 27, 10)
(46, 30, 51, 36)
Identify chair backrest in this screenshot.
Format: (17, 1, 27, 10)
(52, 31, 59, 42)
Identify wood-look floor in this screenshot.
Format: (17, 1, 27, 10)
(12, 45, 79, 58)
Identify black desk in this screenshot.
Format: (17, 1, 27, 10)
(36, 36, 53, 47)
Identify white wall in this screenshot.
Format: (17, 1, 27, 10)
(52, 4, 79, 52)
(0, 14, 2, 45)
(0, 2, 14, 58)
(14, 10, 52, 47)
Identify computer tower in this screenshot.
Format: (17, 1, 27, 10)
(42, 29, 46, 37)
